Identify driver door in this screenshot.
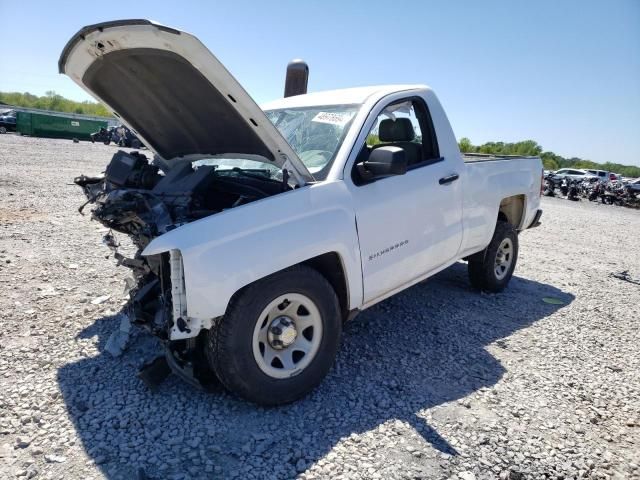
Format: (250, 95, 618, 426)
(348, 96, 463, 303)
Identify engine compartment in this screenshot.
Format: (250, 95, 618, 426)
(76, 150, 290, 252)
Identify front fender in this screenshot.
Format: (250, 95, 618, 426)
(143, 181, 363, 319)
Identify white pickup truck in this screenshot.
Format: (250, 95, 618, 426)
(61, 20, 543, 405)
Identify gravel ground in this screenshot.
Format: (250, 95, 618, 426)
(1, 134, 639, 480)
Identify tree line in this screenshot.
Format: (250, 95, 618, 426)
(0, 91, 111, 117)
(458, 138, 640, 178)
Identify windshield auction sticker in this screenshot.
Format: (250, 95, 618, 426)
(312, 111, 355, 127)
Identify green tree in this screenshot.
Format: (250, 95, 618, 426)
(366, 134, 381, 146)
(542, 158, 559, 170)
(0, 90, 112, 117)
(458, 137, 474, 153)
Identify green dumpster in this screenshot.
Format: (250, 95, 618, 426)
(17, 111, 108, 141)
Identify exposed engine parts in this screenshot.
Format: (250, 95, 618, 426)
(75, 150, 289, 250)
(74, 150, 291, 388)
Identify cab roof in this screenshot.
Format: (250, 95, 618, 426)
(261, 85, 429, 110)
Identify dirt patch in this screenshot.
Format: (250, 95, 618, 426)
(0, 207, 49, 224)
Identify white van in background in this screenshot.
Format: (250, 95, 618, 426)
(585, 169, 611, 182)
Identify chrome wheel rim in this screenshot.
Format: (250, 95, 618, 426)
(252, 293, 323, 379)
(494, 238, 513, 280)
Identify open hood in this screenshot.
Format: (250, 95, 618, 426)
(59, 19, 313, 184)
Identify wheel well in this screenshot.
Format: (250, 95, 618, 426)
(225, 252, 350, 322)
(301, 252, 349, 321)
(498, 195, 525, 228)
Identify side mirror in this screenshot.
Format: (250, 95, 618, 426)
(359, 146, 407, 180)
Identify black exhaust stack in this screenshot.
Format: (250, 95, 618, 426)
(284, 59, 309, 97)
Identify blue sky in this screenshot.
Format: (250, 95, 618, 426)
(1, 0, 639, 166)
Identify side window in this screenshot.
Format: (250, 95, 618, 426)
(364, 98, 439, 162)
(353, 97, 439, 179)
(365, 101, 423, 148)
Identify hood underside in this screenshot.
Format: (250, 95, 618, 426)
(83, 48, 274, 162)
(59, 19, 313, 183)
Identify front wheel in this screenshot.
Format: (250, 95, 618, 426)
(206, 266, 342, 405)
(468, 221, 518, 293)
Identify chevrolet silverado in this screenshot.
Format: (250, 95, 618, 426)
(60, 20, 543, 405)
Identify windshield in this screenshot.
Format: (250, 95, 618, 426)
(265, 104, 360, 180)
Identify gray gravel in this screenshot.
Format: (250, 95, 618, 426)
(1, 134, 639, 480)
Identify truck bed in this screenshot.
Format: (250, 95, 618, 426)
(460, 153, 542, 254)
(463, 153, 538, 163)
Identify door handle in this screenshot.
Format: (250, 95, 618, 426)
(439, 173, 459, 185)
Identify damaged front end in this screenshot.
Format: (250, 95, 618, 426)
(75, 149, 289, 388)
(61, 19, 315, 389)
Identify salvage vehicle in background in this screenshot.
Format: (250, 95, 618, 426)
(90, 126, 114, 144)
(112, 125, 143, 149)
(624, 178, 640, 195)
(552, 168, 595, 182)
(585, 169, 611, 183)
(90, 125, 143, 148)
(61, 20, 543, 405)
(0, 110, 17, 133)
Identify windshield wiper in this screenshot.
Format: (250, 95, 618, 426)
(223, 167, 274, 181)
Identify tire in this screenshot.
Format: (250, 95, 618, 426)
(468, 220, 518, 293)
(206, 265, 342, 405)
(131, 139, 141, 149)
(0, 127, 6, 134)
(103, 139, 111, 145)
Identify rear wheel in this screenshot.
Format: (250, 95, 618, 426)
(468, 221, 518, 292)
(206, 266, 342, 405)
(0, 127, 7, 134)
